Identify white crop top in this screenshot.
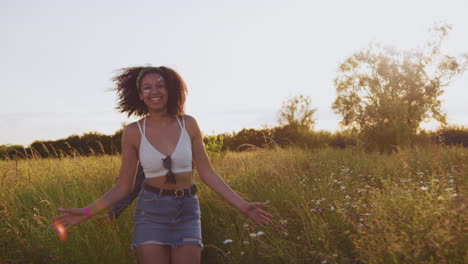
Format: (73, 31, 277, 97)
(136, 116, 192, 178)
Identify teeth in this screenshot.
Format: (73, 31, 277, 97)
(151, 98, 161, 102)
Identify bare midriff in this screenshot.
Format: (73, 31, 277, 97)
(144, 171, 194, 190)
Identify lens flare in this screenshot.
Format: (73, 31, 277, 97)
(52, 222, 68, 242)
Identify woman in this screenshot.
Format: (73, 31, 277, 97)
(51, 66, 273, 264)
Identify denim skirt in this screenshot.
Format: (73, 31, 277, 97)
(132, 184, 203, 249)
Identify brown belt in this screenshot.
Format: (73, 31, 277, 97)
(143, 183, 198, 198)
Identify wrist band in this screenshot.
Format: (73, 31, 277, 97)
(83, 207, 92, 219)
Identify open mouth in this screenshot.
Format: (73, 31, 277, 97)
(150, 97, 162, 102)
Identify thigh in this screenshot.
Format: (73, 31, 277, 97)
(171, 245, 202, 264)
(136, 244, 171, 264)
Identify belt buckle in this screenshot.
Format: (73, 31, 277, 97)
(174, 189, 184, 198)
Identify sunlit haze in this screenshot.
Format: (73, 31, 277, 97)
(1, 0, 467, 146)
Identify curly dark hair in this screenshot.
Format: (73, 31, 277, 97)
(113, 65, 187, 117)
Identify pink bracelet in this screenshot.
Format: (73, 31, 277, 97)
(83, 207, 92, 219)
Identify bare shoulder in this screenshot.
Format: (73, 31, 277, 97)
(182, 114, 197, 126)
(121, 121, 142, 146)
(182, 115, 202, 139)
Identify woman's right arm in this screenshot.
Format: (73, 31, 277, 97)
(104, 164, 145, 220)
(51, 123, 140, 229)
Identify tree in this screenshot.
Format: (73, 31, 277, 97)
(278, 95, 317, 130)
(332, 24, 467, 152)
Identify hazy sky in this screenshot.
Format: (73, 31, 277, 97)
(1, 0, 467, 146)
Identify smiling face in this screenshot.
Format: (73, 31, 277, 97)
(138, 73, 169, 113)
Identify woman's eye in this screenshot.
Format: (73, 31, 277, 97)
(143, 88, 151, 93)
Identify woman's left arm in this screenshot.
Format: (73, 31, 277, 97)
(186, 115, 273, 226)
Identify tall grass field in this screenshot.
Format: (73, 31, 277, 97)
(0, 146, 466, 263)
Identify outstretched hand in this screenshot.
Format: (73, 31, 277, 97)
(242, 202, 273, 226)
(50, 208, 89, 230)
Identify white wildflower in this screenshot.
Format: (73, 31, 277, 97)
(223, 239, 233, 244)
(421, 186, 428, 191)
(257, 231, 265, 236)
(249, 233, 257, 237)
(243, 241, 249, 245)
(340, 186, 346, 190)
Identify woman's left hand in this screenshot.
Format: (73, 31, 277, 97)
(241, 202, 273, 226)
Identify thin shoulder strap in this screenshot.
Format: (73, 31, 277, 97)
(136, 120, 143, 135)
(175, 116, 183, 128)
(182, 115, 186, 128)
(136, 118, 146, 135)
(143, 117, 146, 135)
